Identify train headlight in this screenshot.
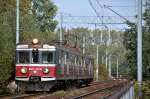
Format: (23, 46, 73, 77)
(21, 67, 27, 74)
(32, 38, 38, 44)
(43, 68, 49, 74)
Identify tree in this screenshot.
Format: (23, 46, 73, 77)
(31, 0, 57, 32)
(143, 9, 150, 79)
(0, 0, 58, 88)
(0, 0, 16, 87)
(123, 9, 150, 80)
(123, 22, 137, 79)
(59, 27, 126, 79)
(20, 0, 58, 43)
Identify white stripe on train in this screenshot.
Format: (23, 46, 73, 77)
(16, 64, 56, 67)
(15, 77, 56, 81)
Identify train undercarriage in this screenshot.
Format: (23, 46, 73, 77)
(16, 78, 93, 91)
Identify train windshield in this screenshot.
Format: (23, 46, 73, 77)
(17, 51, 30, 63)
(16, 50, 55, 64)
(41, 51, 54, 64)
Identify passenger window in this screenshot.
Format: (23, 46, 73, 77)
(42, 51, 54, 64)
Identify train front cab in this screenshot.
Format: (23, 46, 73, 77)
(15, 45, 57, 91)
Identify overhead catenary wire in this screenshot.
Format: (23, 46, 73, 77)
(88, 0, 102, 19)
(106, 5, 137, 7)
(88, 0, 105, 80)
(95, 0, 103, 8)
(94, 0, 128, 78)
(94, 0, 133, 23)
(95, 0, 105, 24)
(56, 15, 135, 18)
(104, 5, 130, 22)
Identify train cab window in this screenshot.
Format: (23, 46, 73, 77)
(42, 51, 54, 64)
(32, 49, 39, 63)
(17, 51, 30, 63)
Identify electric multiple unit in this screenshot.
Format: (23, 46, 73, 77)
(15, 39, 93, 91)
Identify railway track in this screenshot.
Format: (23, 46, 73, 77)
(71, 80, 128, 99)
(0, 80, 129, 99)
(0, 93, 47, 99)
(36, 79, 129, 99)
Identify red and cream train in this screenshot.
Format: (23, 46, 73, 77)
(15, 39, 94, 91)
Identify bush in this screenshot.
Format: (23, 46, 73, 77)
(134, 81, 150, 97)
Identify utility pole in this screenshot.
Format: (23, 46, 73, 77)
(82, 36, 86, 54)
(105, 27, 110, 70)
(96, 44, 99, 80)
(117, 58, 119, 78)
(100, 29, 104, 65)
(108, 28, 111, 77)
(108, 54, 111, 77)
(88, 23, 99, 80)
(102, 55, 104, 64)
(137, 0, 142, 98)
(16, 0, 19, 44)
(60, 13, 63, 42)
(95, 24, 99, 81)
(105, 49, 108, 69)
(100, 29, 103, 44)
(92, 30, 95, 45)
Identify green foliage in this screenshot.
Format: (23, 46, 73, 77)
(134, 81, 150, 97)
(19, 0, 58, 43)
(59, 27, 126, 79)
(21, 31, 55, 43)
(0, 1, 16, 87)
(0, 0, 57, 88)
(20, 14, 40, 33)
(99, 64, 109, 80)
(123, 9, 150, 80)
(142, 81, 150, 93)
(123, 23, 137, 79)
(63, 27, 91, 48)
(31, 0, 58, 32)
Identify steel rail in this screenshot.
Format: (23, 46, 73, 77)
(0, 93, 46, 99)
(72, 82, 124, 99)
(11, 93, 45, 99)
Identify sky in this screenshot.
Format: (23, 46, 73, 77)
(52, 0, 139, 30)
